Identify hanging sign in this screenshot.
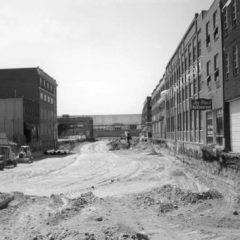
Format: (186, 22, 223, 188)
(191, 98, 212, 110)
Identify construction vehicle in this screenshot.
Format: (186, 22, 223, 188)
(17, 145, 33, 163)
(0, 133, 18, 170)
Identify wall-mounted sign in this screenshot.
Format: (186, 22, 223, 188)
(191, 98, 212, 110)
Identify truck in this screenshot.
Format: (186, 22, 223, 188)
(17, 145, 33, 163)
(0, 133, 18, 170)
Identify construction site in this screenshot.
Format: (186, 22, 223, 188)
(0, 140, 240, 240)
(1, 0, 240, 239)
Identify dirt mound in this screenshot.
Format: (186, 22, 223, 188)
(0, 193, 14, 210)
(107, 139, 129, 151)
(0, 191, 98, 240)
(135, 184, 223, 213)
(133, 142, 155, 153)
(181, 189, 223, 204)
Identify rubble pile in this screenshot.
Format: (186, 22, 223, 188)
(47, 192, 97, 226)
(181, 189, 223, 204)
(0, 193, 14, 210)
(71, 192, 96, 209)
(107, 139, 129, 151)
(135, 184, 223, 213)
(133, 141, 155, 153)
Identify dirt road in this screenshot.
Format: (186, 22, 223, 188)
(0, 141, 240, 240)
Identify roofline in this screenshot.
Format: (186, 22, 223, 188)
(166, 13, 199, 70)
(0, 67, 38, 71)
(0, 66, 58, 85)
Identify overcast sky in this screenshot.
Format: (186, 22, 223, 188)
(0, 0, 213, 115)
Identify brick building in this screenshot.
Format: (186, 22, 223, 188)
(0, 67, 58, 149)
(221, 0, 240, 152)
(141, 96, 152, 138)
(152, 78, 166, 140)
(151, 0, 227, 151)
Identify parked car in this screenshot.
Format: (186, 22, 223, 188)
(55, 149, 70, 155)
(44, 149, 56, 155)
(0, 145, 17, 170)
(44, 148, 70, 155)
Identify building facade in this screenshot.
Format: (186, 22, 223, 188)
(221, 0, 240, 152)
(152, 77, 166, 140)
(0, 98, 24, 143)
(90, 114, 141, 138)
(0, 67, 58, 149)
(58, 115, 94, 141)
(151, 0, 228, 151)
(141, 96, 152, 138)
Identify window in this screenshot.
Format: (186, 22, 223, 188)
(197, 41, 202, 57)
(193, 42, 197, 63)
(233, 45, 238, 75)
(195, 110, 198, 131)
(223, 8, 228, 34)
(199, 111, 203, 130)
(185, 52, 188, 71)
(44, 94, 47, 102)
(190, 110, 194, 131)
(216, 108, 223, 145)
(40, 92, 43, 100)
(213, 11, 218, 28)
(232, 0, 237, 26)
(130, 125, 137, 130)
(193, 78, 197, 94)
(214, 54, 219, 81)
(189, 82, 192, 97)
(213, 11, 219, 40)
(199, 111, 203, 143)
(206, 111, 213, 144)
(225, 53, 229, 79)
(206, 60, 211, 85)
(188, 44, 192, 67)
(206, 22, 211, 47)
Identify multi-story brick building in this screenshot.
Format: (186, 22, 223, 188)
(152, 77, 166, 140)
(221, 0, 240, 152)
(0, 67, 58, 149)
(151, 0, 227, 151)
(141, 96, 152, 138)
(0, 98, 40, 145)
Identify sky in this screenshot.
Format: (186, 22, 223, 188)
(0, 0, 213, 115)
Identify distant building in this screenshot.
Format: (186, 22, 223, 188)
(90, 114, 141, 138)
(221, 0, 240, 152)
(151, 77, 166, 140)
(141, 96, 152, 138)
(0, 67, 58, 149)
(58, 115, 94, 141)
